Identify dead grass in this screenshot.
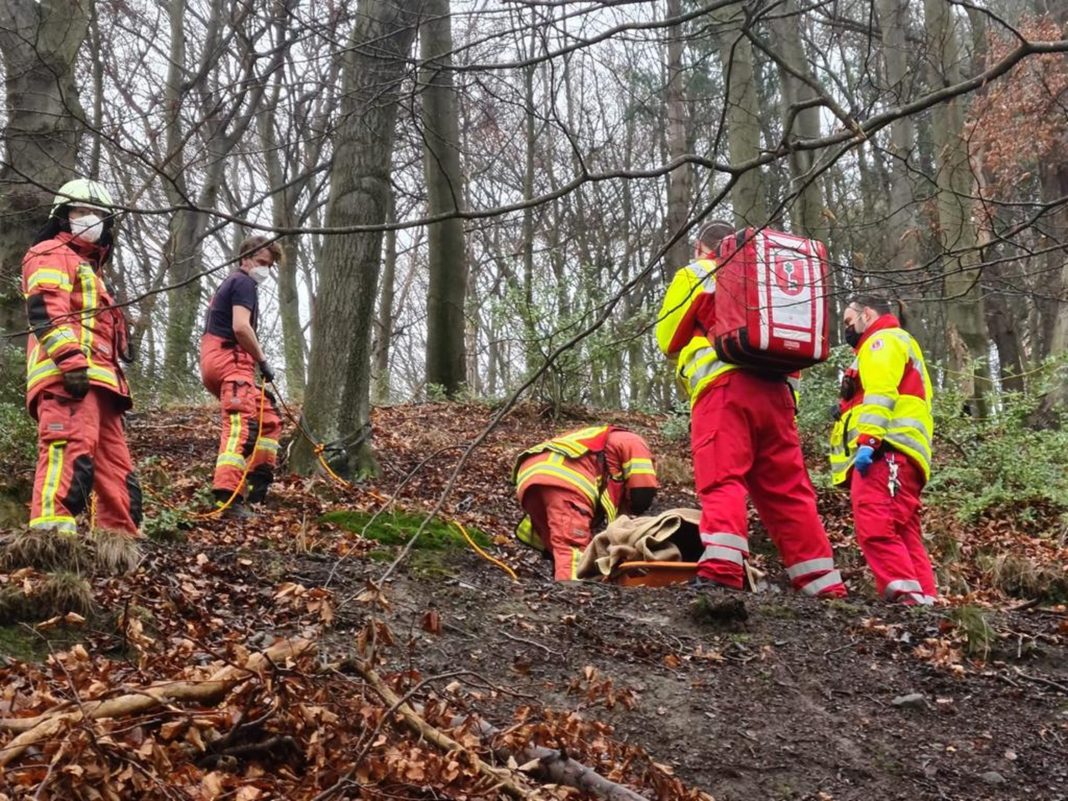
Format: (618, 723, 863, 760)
(977, 552, 1068, 602)
(0, 528, 93, 573)
(0, 570, 94, 624)
(945, 604, 997, 660)
(654, 454, 693, 487)
(90, 530, 144, 575)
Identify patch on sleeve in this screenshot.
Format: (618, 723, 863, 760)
(869, 337, 884, 351)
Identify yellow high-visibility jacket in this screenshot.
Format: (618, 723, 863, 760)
(655, 259, 739, 406)
(829, 317, 934, 485)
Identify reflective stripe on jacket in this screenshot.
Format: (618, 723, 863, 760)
(655, 259, 738, 406)
(829, 316, 933, 485)
(513, 426, 657, 524)
(22, 233, 130, 413)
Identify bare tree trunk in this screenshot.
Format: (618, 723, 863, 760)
(716, 3, 767, 228)
(769, 0, 823, 239)
(421, 0, 467, 397)
(923, 0, 991, 416)
(373, 191, 398, 405)
(293, 0, 423, 476)
(664, 0, 691, 270)
(0, 0, 89, 338)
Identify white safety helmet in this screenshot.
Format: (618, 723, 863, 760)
(50, 178, 115, 218)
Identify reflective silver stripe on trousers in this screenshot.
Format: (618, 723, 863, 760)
(883, 578, 922, 599)
(701, 531, 749, 553)
(906, 593, 935, 606)
(786, 557, 836, 579)
(799, 570, 843, 596)
(700, 545, 745, 565)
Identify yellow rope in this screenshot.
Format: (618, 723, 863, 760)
(452, 520, 517, 582)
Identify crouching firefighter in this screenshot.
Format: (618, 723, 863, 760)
(513, 426, 658, 581)
(831, 294, 937, 605)
(21, 178, 143, 543)
(200, 236, 283, 519)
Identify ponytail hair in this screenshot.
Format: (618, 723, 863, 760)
(847, 291, 908, 328)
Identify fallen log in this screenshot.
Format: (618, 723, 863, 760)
(0, 637, 314, 767)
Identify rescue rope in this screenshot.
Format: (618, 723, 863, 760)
(268, 383, 519, 581)
(452, 520, 518, 582)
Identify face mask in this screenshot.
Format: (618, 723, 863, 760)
(250, 265, 272, 285)
(69, 213, 104, 243)
(843, 326, 861, 348)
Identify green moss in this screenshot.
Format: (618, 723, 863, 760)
(320, 508, 491, 551)
(0, 625, 43, 662)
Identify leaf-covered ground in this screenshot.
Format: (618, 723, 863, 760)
(0, 401, 1065, 800)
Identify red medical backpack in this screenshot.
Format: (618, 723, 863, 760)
(713, 227, 830, 372)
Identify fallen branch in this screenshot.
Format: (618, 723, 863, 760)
(457, 712, 650, 801)
(0, 638, 314, 767)
(356, 662, 651, 801)
(356, 662, 540, 799)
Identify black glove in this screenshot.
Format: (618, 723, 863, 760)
(61, 367, 90, 399)
(258, 360, 275, 383)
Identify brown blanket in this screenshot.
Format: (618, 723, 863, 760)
(576, 508, 703, 579)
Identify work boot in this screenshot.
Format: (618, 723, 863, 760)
(212, 490, 253, 520)
(246, 473, 271, 506)
(687, 575, 740, 593)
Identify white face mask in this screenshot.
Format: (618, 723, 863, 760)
(250, 265, 272, 285)
(69, 213, 104, 243)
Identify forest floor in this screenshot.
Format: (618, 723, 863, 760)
(0, 401, 1065, 801)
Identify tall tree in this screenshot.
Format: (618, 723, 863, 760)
(664, 0, 692, 269)
(421, 0, 467, 397)
(923, 0, 992, 416)
(716, 3, 768, 228)
(768, 0, 823, 238)
(0, 0, 89, 337)
(292, 0, 423, 476)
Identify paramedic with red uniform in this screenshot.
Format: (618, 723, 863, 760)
(200, 235, 283, 517)
(514, 426, 658, 581)
(21, 179, 142, 539)
(831, 294, 936, 605)
(656, 221, 846, 596)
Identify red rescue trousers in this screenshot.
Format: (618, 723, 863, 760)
(200, 334, 282, 497)
(30, 387, 142, 537)
(691, 371, 846, 597)
(851, 451, 936, 604)
(521, 485, 593, 581)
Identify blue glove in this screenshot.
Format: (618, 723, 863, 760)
(854, 445, 875, 476)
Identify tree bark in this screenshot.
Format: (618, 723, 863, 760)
(421, 0, 468, 398)
(293, 0, 423, 476)
(769, 0, 823, 239)
(0, 0, 89, 339)
(664, 0, 692, 270)
(716, 3, 768, 228)
(373, 190, 398, 405)
(923, 0, 992, 416)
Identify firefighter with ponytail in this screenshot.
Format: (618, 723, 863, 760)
(200, 235, 284, 519)
(513, 426, 658, 581)
(20, 178, 143, 564)
(832, 293, 936, 605)
(656, 220, 846, 597)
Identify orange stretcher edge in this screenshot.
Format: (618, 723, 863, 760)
(609, 561, 698, 587)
